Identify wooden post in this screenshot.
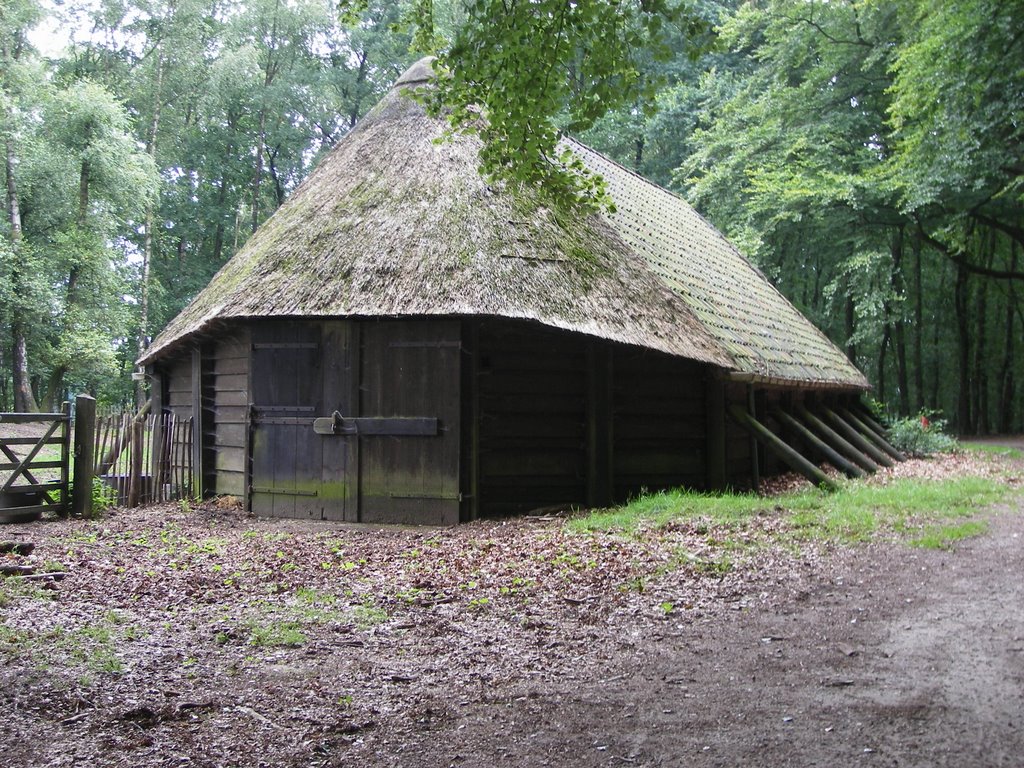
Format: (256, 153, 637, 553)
(72, 394, 96, 518)
(127, 419, 144, 508)
(747, 387, 760, 492)
(728, 404, 838, 491)
(705, 376, 727, 491)
(796, 404, 880, 473)
(60, 401, 72, 516)
(820, 406, 894, 468)
(840, 406, 906, 461)
(774, 409, 865, 479)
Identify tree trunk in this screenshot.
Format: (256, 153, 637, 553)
(876, 325, 890, 405)
(971, 231, 994, 434)
(136, 53, 164, 409)
(997, 241, 1017, 433)
(912, 230, 924, 410)
(5, 136, 39, 412)
(891, 226, 910, 415)
(844, 292, 856, 363)
(954, 262, 972, 433)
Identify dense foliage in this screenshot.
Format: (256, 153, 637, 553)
(1, 0, 1021, 434)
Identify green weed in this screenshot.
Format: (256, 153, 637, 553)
(910, 521, 988, 550)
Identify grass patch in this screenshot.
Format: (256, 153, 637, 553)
(572, 476, 1012, 545)
(962, 442, 1024, 460)
(910, 521, 989, 550)
(569, 489, 769, 534)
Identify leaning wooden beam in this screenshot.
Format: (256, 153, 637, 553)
(819, 406, 894, 468)
(728, 405, 838, 491)
(839, 407, 906, 462)
(852, 404, 889, 436)
(796, 405, 881, 473)
(774, 409, 866, 479)
(95, 399, 152, 477)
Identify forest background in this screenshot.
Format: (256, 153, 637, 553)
(0, 0, 1021, 434)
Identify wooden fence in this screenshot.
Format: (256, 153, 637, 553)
(92, 410, 194, 507)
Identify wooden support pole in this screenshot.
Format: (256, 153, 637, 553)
(839, 406, 906, 462)
(819, 406, 894, 468)
(747, 387, 760, 492)
(727, 404, 838, 491)
(705, 376, 727, 491)
(72, 395, 96, 519)
(796, 405, 880, 473)
(853, 403, 889, 436)
(774, 409, 865, 479)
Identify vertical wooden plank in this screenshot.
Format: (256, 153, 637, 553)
(705, 373, 727, 491)
(190, 347, 203, 499)
(586, 341, 613, 508)
(128, 419, 143, 508)
(748, 385, 760, 492)
(72, 394, 95, 518)
(60, 401, 71, 516)
(461, 320, 480, 522)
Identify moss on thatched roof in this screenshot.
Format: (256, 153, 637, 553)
(565, 140, 869, 389)
(142, 58, 867, 391)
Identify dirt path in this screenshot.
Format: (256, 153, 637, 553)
(408, 507, 1024, 767)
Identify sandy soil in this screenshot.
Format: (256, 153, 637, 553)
(1, 454, 1022, 768)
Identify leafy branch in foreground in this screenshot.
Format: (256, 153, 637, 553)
(341, 0, 706, 209)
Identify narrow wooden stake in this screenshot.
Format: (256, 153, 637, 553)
(72, 395, 96, 519)
(127, 419, 143, 508)
(774, 409, 865, 479)
(839, 407, 906, 462)
(728, 404, 838, 491)
(796, 405, 880, 473)
(819, 406, 894, 468)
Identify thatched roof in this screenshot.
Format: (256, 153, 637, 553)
(565, 140, 869, 388)
(142, 58, 867, 391)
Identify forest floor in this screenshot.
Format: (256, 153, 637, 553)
(1, 448, 1022, 767)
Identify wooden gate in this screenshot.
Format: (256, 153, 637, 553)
(0, 405, 71, 521)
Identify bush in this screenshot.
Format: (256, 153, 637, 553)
(887, 411, 958, 457)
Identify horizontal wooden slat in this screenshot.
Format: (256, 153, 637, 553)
(0, 437, 65, 446)
(0, 413, 66, 423)
(0, 460, 64, 472)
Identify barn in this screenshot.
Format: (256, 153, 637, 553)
(139, 58, 875, 525)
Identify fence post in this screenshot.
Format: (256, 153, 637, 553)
(73, 394, 96, 518)
(128, 419, 143, 508)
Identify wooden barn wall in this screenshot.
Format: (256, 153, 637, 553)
(724, 383, 753, 487)
(209, 328, 250, 498)
(164, 355, 193, 418)
(612, 348, 707, 500)
(474, 320, 588, 516)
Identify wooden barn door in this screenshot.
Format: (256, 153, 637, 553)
(250, 322, 344, 519)
(249, 319, 459, 524)
(357, 320, 461, 525)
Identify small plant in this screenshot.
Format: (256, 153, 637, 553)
(887, 410, 958, 457)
